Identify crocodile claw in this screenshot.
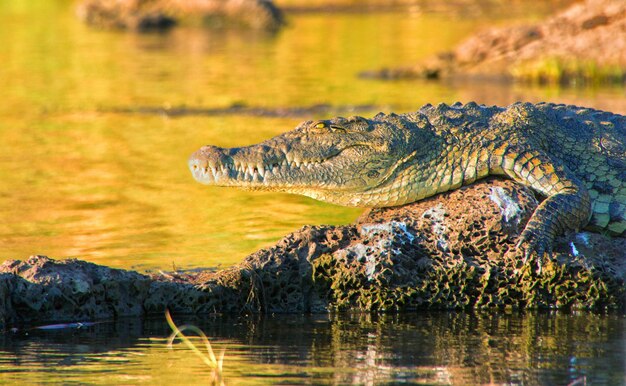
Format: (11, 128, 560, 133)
(517, 227, 554, 273)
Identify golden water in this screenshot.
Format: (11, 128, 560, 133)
(1, 1, 626, 384)
(2, 0, 622, 271)
(2, 312, 625, 385)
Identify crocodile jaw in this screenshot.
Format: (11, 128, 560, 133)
(188, 143, 388, 195)
(189, 113, 427, 206)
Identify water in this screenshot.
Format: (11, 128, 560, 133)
(4, 0, 623, 271)
(1, 312, 625, 385)
(1, 0, 626, 384)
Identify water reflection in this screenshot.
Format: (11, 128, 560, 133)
(0, 2, 624, 272)
(1, 312, 624, 384)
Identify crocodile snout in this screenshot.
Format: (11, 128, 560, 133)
(188, 145, 230, 184)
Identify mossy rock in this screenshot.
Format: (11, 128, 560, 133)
(1, 180, 624, 329)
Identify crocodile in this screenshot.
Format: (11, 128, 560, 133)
(189, 102, 626, 262)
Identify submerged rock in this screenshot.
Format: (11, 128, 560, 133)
(77, 0, 284, 31)
(361, 0, 626, 85)
(0, 180, 624, 329)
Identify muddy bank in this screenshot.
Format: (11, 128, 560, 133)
(77, 0, 284, 31)
(362, 0, 626, 85)
(1, 179, 624, 329)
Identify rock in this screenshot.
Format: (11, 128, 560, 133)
(1, 180, 624, 329)
(361, 0, 626, 85)
(76, 0, 284, 31)
(0, 256, 211, 328)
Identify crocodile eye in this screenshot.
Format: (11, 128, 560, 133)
(310, 121, 330, 133)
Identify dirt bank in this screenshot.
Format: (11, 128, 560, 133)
(1, 179, 624, 329)
(362, 0, 626, 85)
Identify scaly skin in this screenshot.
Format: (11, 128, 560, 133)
(189, 102, 626, 262)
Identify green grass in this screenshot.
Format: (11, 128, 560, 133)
(511, 57, 626, 86)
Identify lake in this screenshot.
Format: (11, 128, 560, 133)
(0, 0, 625, 384)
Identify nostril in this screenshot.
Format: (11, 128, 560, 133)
(189, 158, 203, 173)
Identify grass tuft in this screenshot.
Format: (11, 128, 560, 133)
(511, 57, 626, 86)
(165, 309, 225, 381)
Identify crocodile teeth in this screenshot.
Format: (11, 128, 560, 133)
(216, 155, 326, 182)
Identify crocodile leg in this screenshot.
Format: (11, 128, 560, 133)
(491, 148, 592, 263)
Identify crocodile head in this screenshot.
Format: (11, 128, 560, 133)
(188, 113, 431, 206)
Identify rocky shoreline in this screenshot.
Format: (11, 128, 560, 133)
(1, 179, 624, 330)
(361, 0, 626, 85)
